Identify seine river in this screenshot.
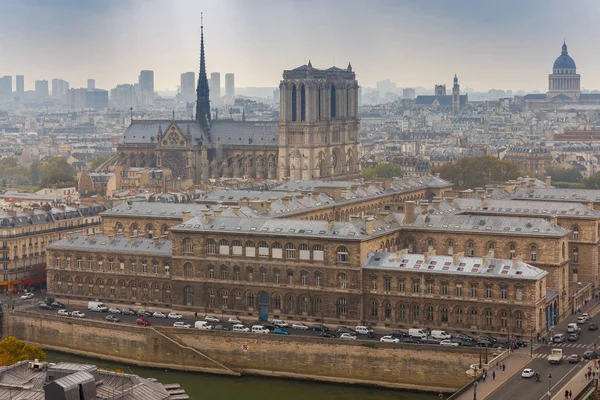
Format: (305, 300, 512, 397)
(46, 351, 440, 400)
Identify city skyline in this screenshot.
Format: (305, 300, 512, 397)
(1, 0, 600, 92)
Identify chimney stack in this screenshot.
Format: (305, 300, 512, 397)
(420, 201, 429, 214)
(182, 210, 191, 222)
(545, 176, 552, 188)
(446, 197, 454, 206)
(232, 206, 241, 216)
(213, 207, 223, 216)
(453, 251, 464, 266)
(380, 211, 390, 223)
(404, 201, 417, 224)
(281, 194, 292, 208)
(328, 218, 335, 231)
(365, 217, 374, 234)
(588, 201, 594, 211)
(349, 214, 360, 222)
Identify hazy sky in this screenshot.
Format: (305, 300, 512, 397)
(1, 0, 600, 92)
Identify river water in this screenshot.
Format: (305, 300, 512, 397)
(45, 351, 440, 400)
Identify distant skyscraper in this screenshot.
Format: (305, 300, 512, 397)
(376, 79, 397, 94)
(434, 84, 446, 96)
(138, 70, 154, 106)
(110, 84, 137, 109)
(15, 75, 24, 96)
(87, 79, 95, 90)
(35, 80, 49, 98)
(51, 78, 69, 99)
(69, 88, 86, 109)
(0, 76, 12, 101)
(85, 89, 109, 110)
(210, 72, 221, 99)
(180, 72, 195, 102)
(225, 73, 235, 97)
(402, 88, 416, 99)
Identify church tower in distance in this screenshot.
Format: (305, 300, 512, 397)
(278, 61, 360, 180)
(452, 74, 460, 114)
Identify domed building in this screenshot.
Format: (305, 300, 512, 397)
(547, 41, 580, 99)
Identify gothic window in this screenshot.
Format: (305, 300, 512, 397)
(300, 84, 306, 121)
(412, 280, 420, 293)
(370, 276, 377, 290)
(573, 247, 579, 263)
(441, 282, 448, 296)
(315, 272, 322, 287)
(208, 266, 215, 279)
(500, 285, 507, 299)
(447, 240, 454, 255)
(330, 85, 336, 118)
(221, 266, 228, 280)
(301, 272, 308, 286)
(291, 84, 297, 122)
(183, 286, 194, 306)
(530, 245, 537, 262)
(318, 86, 322, 120)
(485, 284, 492, 298)
(337, 298, 348, 315)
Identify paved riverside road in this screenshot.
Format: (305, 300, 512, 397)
(486, 299, 600, 400)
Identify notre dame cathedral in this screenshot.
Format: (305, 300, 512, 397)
(116, 22, 361, 184)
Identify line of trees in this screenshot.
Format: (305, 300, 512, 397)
(431, 156, 521, 190)
(0, 157, 77, 189)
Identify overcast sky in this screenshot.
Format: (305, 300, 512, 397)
(1, 0, 599, 92)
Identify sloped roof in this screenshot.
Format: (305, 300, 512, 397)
(210, 121, 278, 147)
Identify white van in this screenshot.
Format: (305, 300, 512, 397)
(431, 330, 451, 340)
(409, 328, 427, 339)
(577, 316, 587, 324)
(251, 325, 270, 334)
(87, 301, 108, 312)
(567, 323, 578, 333)
(195, 321, 212, 330)
(232, 324, 250, 332)
(355, 326, 371, 335)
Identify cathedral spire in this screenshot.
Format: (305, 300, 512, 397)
(196, 13, 211, 130)
(562, 40, 568, 56)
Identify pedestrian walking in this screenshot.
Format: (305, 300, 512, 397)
(564, 389, 569, 399)
(569, 390, 573, 399)
(496, 361, 499, 369)
(482, 372, 486, 382)
(502, 363, 506, 373)
(194, 312, 198, 319)
(492, 371, 496, 380)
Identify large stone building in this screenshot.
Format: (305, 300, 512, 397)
(503, 146, 553, 178)
(415, 75, 468, 113)
(116, 23, 360, 185)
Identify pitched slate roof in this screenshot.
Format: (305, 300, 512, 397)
(121, 120, 207, 145)
(523, 94, 547, 100)
(210, 121, 278, 147)
(512, 187, 600, 203)
(414, 95, 468, 107)
(47, 235, 172, 256)
(453, 198, 600, 218)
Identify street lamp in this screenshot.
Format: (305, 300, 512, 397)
(479, 347, 482, 369)
(548, 373, 552, 400)
(530, 328, 535, 358)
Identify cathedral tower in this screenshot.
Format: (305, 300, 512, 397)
(452, 74, 460, 114)
(277, 62, 360, 180)
(196, 14, 211, 130)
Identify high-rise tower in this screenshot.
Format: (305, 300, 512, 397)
(196, 14, 211, 130)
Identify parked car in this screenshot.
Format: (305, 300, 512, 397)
(292, 323, 309, 330)
(20, 293, 34, 300)
(38, 302, 53, 310)
(173, 322, 192, 329)
(320, 331, 336, 338)
(567, 354, 582, 363)
(251, 325, 270, 334)
(57, 309, 71, 316)
(311, 324, 329, 332)
(108, 307, 121, 314)
(355, 326, 372, 335)
(87, 301, 108, 312)
(228, 317, 242, 324)
(273, 328, 290, 335)
(400, 337, 421, 344)
(137, 310, 152, 317)
(272, 319, 289, 328)
(577, 316, 587, 324)
(390, 330, 409, 339)
(232, 324, 250, 332)
(204, 315, 221, 323)
(105, 315, 120, 323)
(380, 336, 400, 343)
(336, 326, 356, 334)
(136, 318, 151, 326)
(195, 321, 212, 330)
(121, 308, 136, 316)
(440, 340, 459, 346)
(589, 323, 598, 331)
(71, 311, 86, 318)
(168, 312, 183, 319)
(568, 333, 581, 342)
(261, 322, 277, 331)
(213, 324, 230, 331)
(453, 339, 475, 347)
(583, 350, 599, 360)
(153, 311, 167, 318)
(50, 302, 66, 309)
(420, 337, 441, 345)
(340, 333, 357, 340)
(455, 333, 475, 342)
(478, 334, 497, 343)
(476, 338, 495, 347)
(521, 368, 536, 378)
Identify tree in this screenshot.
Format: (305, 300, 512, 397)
(90, 154, 114, 171)
(432, 156, 521, 190)
(583, 172, 600, 189)
(547, 167, 582, 183)
(39, 157, 76, 188)
(361, 163, 404, 179)
(0, 336, 46, 366)
(30, 161, 40, 186)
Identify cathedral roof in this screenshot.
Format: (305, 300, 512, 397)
(553, 42, 576, 69)
(415, 95, 468, 107)
(121, 120, 207, 145)
(210, 121, 278, 147)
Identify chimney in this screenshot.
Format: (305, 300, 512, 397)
(203, 214, 212, 224)
(486, 187, 494, 196)
(182, 210, 191, 222)
(213, 207, 222, 216)
(281, 195, 291, 208)
(374, 181, 383, 190)
(420, 201, 429, 214)
(152, 236, 160, 246)
(328, 218, 335, 231)
(528, 178, 536, 187)
(340, 187, 349, 199)
(380, 211, 390, 223)
(545, 176, 552, 188)
(453, 251, 464, 266)
(351, 183, 360, 194)
(231, 206, 241, 216)
(481, 196, 487, 206)
(588, 201, 594, 211)
(512, 254, 522, 269)
(424, 249, 436, 263)
(475, 188, 485, 198)
(130, 236, 138, 245)
(365, 217, 374, 234)
(483, 250, 494, 266)
(549, 216, 557, 227)
(404, 201, 417, 224)
(349, 214, 360, 222)
(65, 232, 73, 240)
(446, 197, 454, 206)
(87, 235, 95, 243)
(295, 194, 304, 204)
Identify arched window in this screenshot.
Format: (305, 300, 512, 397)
(485, 309, 493, 326)
(440, 307, 448, 323)
(398, 303, 406, 320)
(115, 222, 123, 234)
(455, 307, 463, 324)
(447, 240, 454, 255)
(470, 309, 478, 325)
(337, 246, 349, 263)
(371, 300, 379, 317)
(315, 297, 322, 314)
(162, 224, 169, 236)
(338, 273, 348, 289)
(509, 243, 516, 259)
(337, 298, 348, 315)
(500, 311, 508, 327)
(412, 304, 420, 320)
(258, 241, 269, 258)
(301, 272, 308, 286)
(466, 241, 475, 257)
(184, 286, 194, 306)
(330, 85, 336, 118)
(426, 306, 434, 321)
(291, 84, 297, 122)
(300, 84, 306, 121)
(285, 243, 296, 259)
(221, 290, 229, 307)
(515, 311, 523, 328)
(146, 224, 153, 239)
(300, 296, 309, 313)
(286, 295, 295, 313)
(183, 238, 193, 253)
(488, 242, 495, 252)
(130, 223, 138, 236)
(273, 294, 281, 309)
(427, 238, 435, 249)
(247, 292, 255, 308)
(260, 269, 267, 283)
(183, 263, 193, 278)
(573, 247, 579, 263)
(384, 302, 392, 318)
(573, 225, 580, 241)
(206, 239, 216, 254)
(530, 245, 537, 262)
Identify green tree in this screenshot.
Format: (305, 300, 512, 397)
(361, 163, 404, 179)
(547, 167, 582, 183)
(90, 154, 113, 170)
(29, 161, 40, 186)
(431, 156, 521, 190)
(583, 171, 600, 189)
(40, 157, 76, 188)
(0, 336, 46, 366)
